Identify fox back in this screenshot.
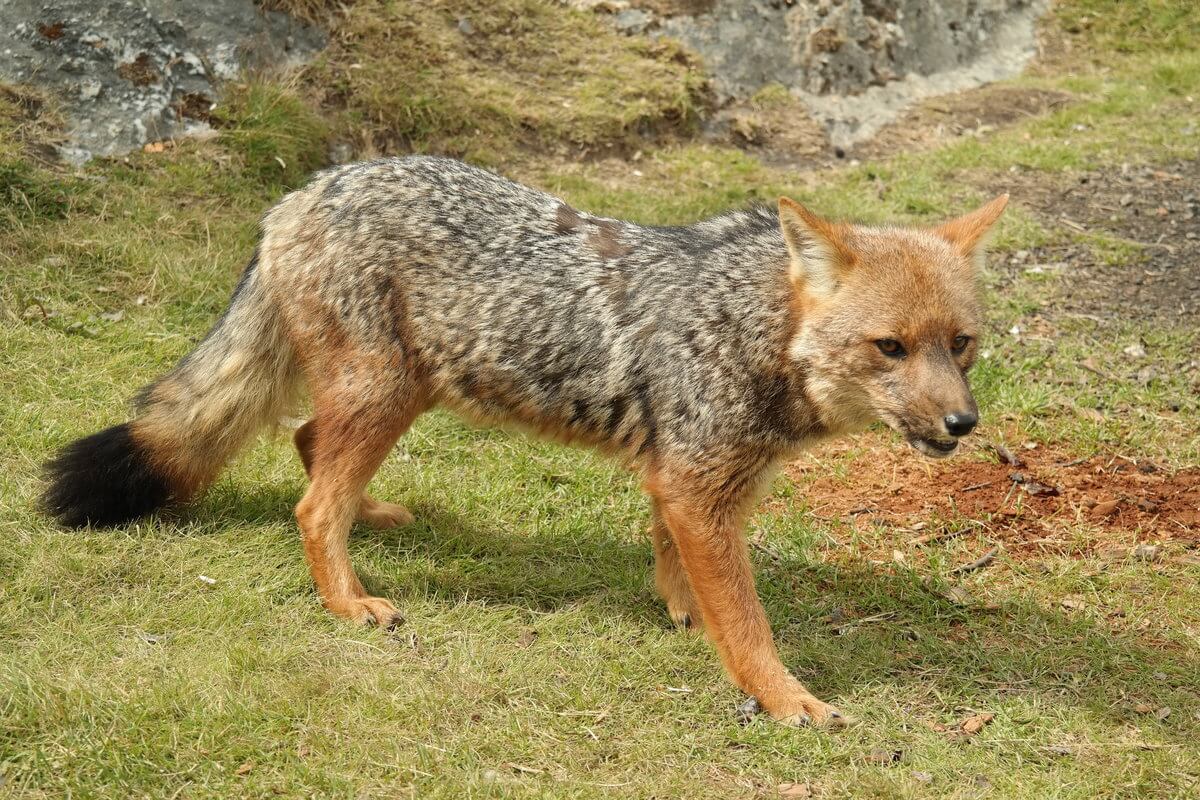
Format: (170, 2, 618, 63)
(43, 155, 1005, 527)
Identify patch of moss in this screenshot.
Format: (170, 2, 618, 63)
(310, 0, 708, 162)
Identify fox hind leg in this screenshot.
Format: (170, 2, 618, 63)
(295, 419, 414, 529)
(294, 388, 423, 628)
(652, 501, 701, 630)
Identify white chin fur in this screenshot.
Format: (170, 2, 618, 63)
(909, 437, 959, 459)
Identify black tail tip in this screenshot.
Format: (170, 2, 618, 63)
(41, 423, 174, 528)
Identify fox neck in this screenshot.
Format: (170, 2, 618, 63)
(788, 327, 878, 442)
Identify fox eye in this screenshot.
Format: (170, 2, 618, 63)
(875, 338, 906, 358)
(952, 335, 972, 353)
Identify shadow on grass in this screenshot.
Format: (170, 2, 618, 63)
(198, 482, 1200, 728)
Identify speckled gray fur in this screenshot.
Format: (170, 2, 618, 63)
(261, 156, 822, 479)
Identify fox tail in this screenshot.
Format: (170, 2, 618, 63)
(41, 251, 300, 527)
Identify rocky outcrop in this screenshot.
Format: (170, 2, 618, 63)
(0, 0, 324, 163)
(577, 0, 1048, 147)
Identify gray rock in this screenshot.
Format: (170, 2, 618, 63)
(613, 8, 654, 34)
(656, 0, 1048, 147)
(0, 0, 326, 163)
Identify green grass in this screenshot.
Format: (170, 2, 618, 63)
(1057, 0, 1200, 53)
(3, 1, 1200, 796)
(308, 0, 707, 164)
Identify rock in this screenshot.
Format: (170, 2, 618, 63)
(0, 0, 326, 163)
(1132, 543, 1159, 560)
(327, 140, 355, 165)
(656, 0, 1048, 147)
(613, 8, 653, 34)
(735, 695, 761, 725)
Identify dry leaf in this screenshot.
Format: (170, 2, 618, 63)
(943, 586, 975, 606)
(1092, 499, 1119, 516)
(959, 712, 995, 735)
(235, 761, 254, 776)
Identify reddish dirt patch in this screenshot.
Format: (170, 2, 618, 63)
(785, 435, 1200, 556)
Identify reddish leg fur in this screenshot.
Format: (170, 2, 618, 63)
(648, 464, 848, 727)
(651, 501, 700, 630)
(294, 420, 414, 529)
(293, 386, 422, 629)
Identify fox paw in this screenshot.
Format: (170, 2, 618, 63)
(666, 596, 701, 631)
(329, 596, 405, 630)
(763, 692, 852, 729)
(358, 498, 414, 530)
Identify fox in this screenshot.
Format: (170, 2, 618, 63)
(42, 156, 1006, 727)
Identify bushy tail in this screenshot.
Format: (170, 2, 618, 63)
(42, 252, 300, 527)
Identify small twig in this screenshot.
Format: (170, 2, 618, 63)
(913, 527, 971, 546)
(1079, 361, 1115, 381)
(751, 540, 785, 563)
(951, 547, 999, 575)
(1056, 456, 1090, 468)
(960, 481, 993, 492)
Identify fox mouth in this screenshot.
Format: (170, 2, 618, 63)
(908, 436, 959, 458)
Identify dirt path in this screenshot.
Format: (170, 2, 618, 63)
(994, 159, 1200, 325)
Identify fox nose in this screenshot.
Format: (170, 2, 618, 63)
(944, 412, 978, 437)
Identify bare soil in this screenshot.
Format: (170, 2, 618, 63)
(856, 85, 1072, 160)
(993, 159, 1200, 324)
(783, 434, 1200, 557)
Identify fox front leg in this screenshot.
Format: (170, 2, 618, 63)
(647, 465, 849, 728)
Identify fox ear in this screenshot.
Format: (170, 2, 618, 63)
(934, 194, 1009, 261)
(778, 197, 855, 297)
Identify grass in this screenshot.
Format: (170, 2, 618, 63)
(2, 1, 1199, 797)
(307, 0, 707, 164)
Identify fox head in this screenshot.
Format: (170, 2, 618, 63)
(781, 194, 1008, 458)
